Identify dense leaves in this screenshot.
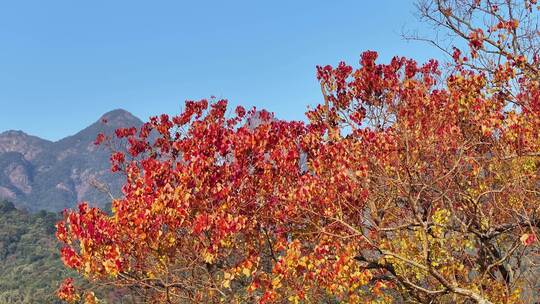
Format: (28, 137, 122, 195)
(56, 1, 539, 303)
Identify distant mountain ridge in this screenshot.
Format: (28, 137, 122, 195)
(0, 109, 142, 212)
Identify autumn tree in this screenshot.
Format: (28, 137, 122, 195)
(56, 1, 539, 303)
(412, 0, 539, 98)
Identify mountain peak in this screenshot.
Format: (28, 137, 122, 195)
(1, 130, 30, 137)
(101, 108, 133, 118)
(0, 130, 53, 145)
(97, 109, 142, 128)
(99, 109, 140, 124)
(0, 130, 52, 161)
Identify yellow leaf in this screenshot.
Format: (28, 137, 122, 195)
(224, 272, 234, 280)
(103, 259, 118, 277)
(203, 250, 215, 263)
(271, 276, 282, 289)
(84, 261, 91, 274)
(288, 295, 300, 304)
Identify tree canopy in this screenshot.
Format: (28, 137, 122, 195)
(56, 1, 539, 303)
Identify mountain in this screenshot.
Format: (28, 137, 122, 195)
(0, 109, 143, 212)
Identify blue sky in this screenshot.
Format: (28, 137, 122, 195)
(0, 0, 443, 141)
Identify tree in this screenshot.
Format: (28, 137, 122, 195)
(411, 0, 539, 103)
(56, 1, 539, 303)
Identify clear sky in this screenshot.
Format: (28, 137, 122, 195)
(0, 0, 443, 141)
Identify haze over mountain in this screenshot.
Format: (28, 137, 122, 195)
(0, 109, 142, 212)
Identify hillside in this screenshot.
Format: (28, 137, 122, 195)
(0, 200, 66, 303)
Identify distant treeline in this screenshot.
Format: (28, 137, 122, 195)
(0, 200, 66, 303)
